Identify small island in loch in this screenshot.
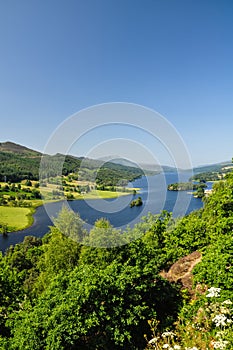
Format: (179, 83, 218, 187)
(130, 196, 143, 207)
(167, 182, 207, 198)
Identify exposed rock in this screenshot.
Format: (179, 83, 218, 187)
(160, 251, 202, 295)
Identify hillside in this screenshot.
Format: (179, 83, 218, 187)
(191, 161, 233, 181)
(1, 141, 232, 185)
(0, 141, 41, 156)
(0, 141, 144, 185)
(193, 160, 232, 174)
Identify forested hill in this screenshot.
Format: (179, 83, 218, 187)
(191, 160, 233, 181)
(193, 160, 233, 175)
(0, 141, 144, 185)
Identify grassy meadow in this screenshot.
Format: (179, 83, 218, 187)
(0, 206, 33, 232)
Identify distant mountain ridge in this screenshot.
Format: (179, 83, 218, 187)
(0, 141, 144, 184)
(193, 161, 232, 174)
(98, 156, 176, 173)
(0, 141, 41, 156)
(0, 141, 231, 182)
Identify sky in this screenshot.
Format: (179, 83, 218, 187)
(0, 0, 233, 167)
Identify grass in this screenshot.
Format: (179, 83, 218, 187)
(39, 180, 140, 201)
(78, 189, 131, 200)
(0, 206, 34, 232)
(0, 177, 141, 233)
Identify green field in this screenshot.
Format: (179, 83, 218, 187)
(0, 206, 33, 232)
(80, 189, 130, 199)
(0, 186, 140, 233)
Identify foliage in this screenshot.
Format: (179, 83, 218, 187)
(167, 182, 206, 191)
(0, 151, 41, 182)
(194, 186, 205, 198)
(130, 196, 143, 207)
(0, 210, 182, 349)
(0, 143, 144, 186)
(1, 166, 233, 348)
(146, 288, 233, 349)
(6, 264, 179, 350)
(95, 161, 143, 186)
(52, 205, 87, 242)
(145, 170, 233, 348)
(191, 171, 222, 182)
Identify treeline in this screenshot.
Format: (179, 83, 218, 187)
(0, 152, 41, 182)
(190, 171, 223, 182)
(95, 161, 143, 186)
(0, 152, 82, 182)
(167, 182, 207, 191)
(0, 182, 41, 206)
(0, 150, 143, 187)
(1, 171, 233, 347)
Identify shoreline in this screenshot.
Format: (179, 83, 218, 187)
(0, 173, 205, 253)
(0, 188, 139, 234)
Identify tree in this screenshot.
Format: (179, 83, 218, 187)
(5, 253, 181, 350)
(35, 228, 81, 294)
(195, 186, 205, 198)
(25, 180, 32, 186)
(53, 205, 86, 243)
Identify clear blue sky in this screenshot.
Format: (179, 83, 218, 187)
(0, 0, 233, 166)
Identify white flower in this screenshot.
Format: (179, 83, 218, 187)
(215, 330, 225, 338)
(174, 346, 181, 350)
(212, 314, 227, 327)
(206, 287, 221, 298)
(211, 339, 228, 349)
(163, 345, 169, 349)
(162, 331, 175, 338)
(149, 337, 158, 344)
(219, 306, 229, 314)
(222, 299, 232, 305)
(185, 347, 199, 350)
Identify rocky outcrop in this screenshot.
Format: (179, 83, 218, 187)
(160, 251, 202, 295)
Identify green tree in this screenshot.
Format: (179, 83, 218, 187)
(53, 205, 86, 242)
(25, 180, 32, 186)
(35, 228, 81, 294)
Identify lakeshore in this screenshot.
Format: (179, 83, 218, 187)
(0, 173, 204, 252)
(0, 187, 138, 234)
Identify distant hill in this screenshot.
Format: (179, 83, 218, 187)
(191, 161, 233, 182)
(1, 141, 231, 184)
(140, 163, 177, 173)
(193, 161, 232, 174)
(0, 141, 41, 156)
(98, 156, 176, 173)
(0, 141, 144, 185)
(98, 156, 140, 168)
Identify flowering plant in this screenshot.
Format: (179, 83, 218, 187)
(146, 287, 233, 350)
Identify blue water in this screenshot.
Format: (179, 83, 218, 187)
(0, 173, 205, 252)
